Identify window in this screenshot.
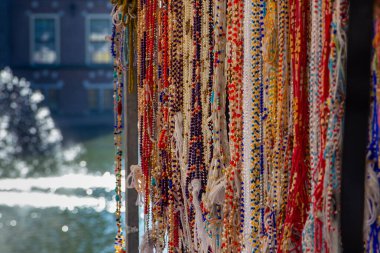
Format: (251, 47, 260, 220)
(86, 15, 112, 65)
(84, 82, 113, 112)
(42, 89, 60, 112)
(87, 89, 113, 112)
(33, 82, 64, 113)
(103, 89, 113, 110)
(31, 15, 60, 65)
(88, 89, 99, 111)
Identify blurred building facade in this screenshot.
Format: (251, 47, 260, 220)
(0, 0, 114, 121)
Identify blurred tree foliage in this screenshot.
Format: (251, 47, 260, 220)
(0, 68, 63, 177)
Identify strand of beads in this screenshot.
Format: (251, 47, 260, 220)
(198, 4, 214, 246)
(186, 0, 209, 250)
(272, 0, 292, 249)
(312, 0, 334, 249)
(140, 0, 158, 247)
(200, 0, 214, 168)
(302, 0, 323, 250)
(365, 2, 380, 252)
(242, 0, 252, 250)
(222, 0, 244, 252)
(111, 5, 127, 253)
(168, 0, 185, 251)
(203, 0, 227, 250)
(181, 0, 195, 250)
(262, 0, 279, 251)
(136, 0, 147, 243)
(365, 2, 380, 250)
(156, 0, 171, 250)
(149, 0, 163, 246)
(322, 0, 348, 251)
(280, 0, 310, 251)
(242, 0, 264, 252)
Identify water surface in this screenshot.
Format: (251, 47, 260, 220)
(0, 128, 120, 253)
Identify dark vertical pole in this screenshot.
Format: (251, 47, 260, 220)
(125, 75, 139, 252)
(342, 0, 373, 252)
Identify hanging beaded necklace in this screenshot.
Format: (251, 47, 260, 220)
(200, 0, 214, 168)
(270, 0, 292, 250)
(365, 2, 380, 252)
(242, 0, 264, 251)
(203, 0, 227, 250)
(111, 5, 127, 253)
(181, 0, 195, 249)
(187, 0, 206, 191)
(198, 0, 218, 249)
(185, 0, 209, 250)
(280, 0, 310, 251)
(302, 0, 323, 250)
(222, 0, 244, 252)
(322, 1, 348, 251)
(139, 0, 158, 247)
(305, 0, 332, 251)
(167, 0, 185, 251)
(262, 0, 281, 251)
(155, 0, 171, 250)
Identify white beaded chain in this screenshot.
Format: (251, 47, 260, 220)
(242, 0, 253, 251)
(302, 0, 322, 250)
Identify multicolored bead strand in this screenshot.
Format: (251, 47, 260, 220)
(111, 5, 127, 253)
(272, 0, 292, 249)
(280, 0, 311, 250)
(222, 0, 244, 251)
(365, 1, 380, 252)
(203, 0, 228, 250)
(302, 0, 323, 250)
(262, 0, 279, 251)
(243, 0, 264, 251)
(168, 0, 185, 251)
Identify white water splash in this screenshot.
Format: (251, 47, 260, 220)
(0, 172, 125, 212)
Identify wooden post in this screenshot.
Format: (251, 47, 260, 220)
(124, 71, 139, 251)
(341, 0, 373, 251)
